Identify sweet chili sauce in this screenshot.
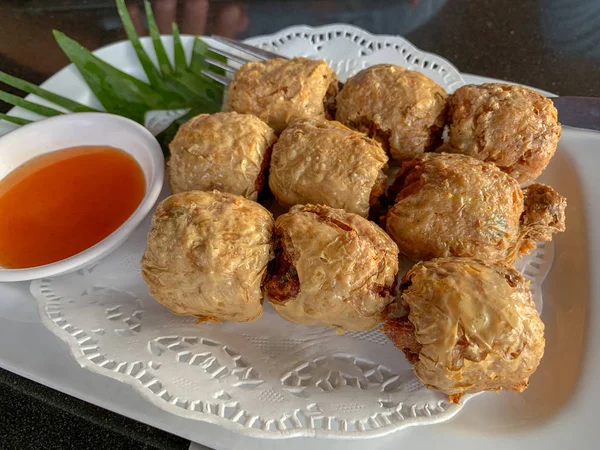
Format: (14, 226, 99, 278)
(0, 146, 145, 269)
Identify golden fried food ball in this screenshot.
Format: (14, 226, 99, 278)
(269, 119, 388, 217)
(168, 112, 277, 201)
(385, 153, 566, 264)
(225, 57, 339, 134)
(335, 64, 447, 161)
(265, 204, 399, 332)
(141, 190, 274, 322)
(383, 257, 545, 403)
(446, 83, 561, 183)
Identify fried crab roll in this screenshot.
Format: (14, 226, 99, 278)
(225, 57, 339, 134)
(446, 83, 561, 183)
(265, 204, 399, 332)
(168, 112, 277, 200)
(268, 119, 388, 217)
(336, 64, 447, 161)
(385, 153, 566, 264)
(383, 257, 545, 403)
(141, 190, 274, 322)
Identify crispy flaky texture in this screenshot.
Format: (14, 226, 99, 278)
(335, 64, 447, 161)
(521, 182, 567, 241)
(269, 119, 388, 217)
(384, 257, 545, 403)
(141, 190, 274, 322)
(385, 153, 566, 264)
(446, 83, 561, 183)
(168, 112, 277, 200)
(265, 204, 399, 332)
(225, 57, 338, 134)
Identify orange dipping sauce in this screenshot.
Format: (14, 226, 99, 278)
(0, 146, 145, 269)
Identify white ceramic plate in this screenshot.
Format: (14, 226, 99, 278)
(0, 25, 596, 449)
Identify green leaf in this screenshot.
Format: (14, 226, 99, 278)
(0, 5, 226, 131)
(190, 37, 227, 76)
(144, 0, 173, 76)
(187, 37, 226, 105)
(0, 91, 64, 117)
(190, 37, 211, 73)
(207, 50, 227, 77)
(115, 0, 163, 86)
(0, 70, 99, 113)
(169, 69, 222, 103)
(0, 113, 33, 126)
(172, 23, 186, 72)
(53, 30, 188, 123)
(116, 0, 205, 104)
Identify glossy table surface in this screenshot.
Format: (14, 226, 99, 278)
(1, 0, 599, 448)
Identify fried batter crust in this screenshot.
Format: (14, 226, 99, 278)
(269, 119, 388, 217)
(521, 182, 567, 241)
(225, 57, 338, 134)
(446, 83, 561, 183)
(168, 112, 276, 200)
(386, 153, 524, 263)
(336, 64, 447, 161)
(266, 204, 398, 331)
(386, 153, 566, 264)
(141, 191, 274, 322)
(393, 257, 545, 400)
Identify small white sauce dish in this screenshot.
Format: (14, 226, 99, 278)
(0, 112, 164, 282)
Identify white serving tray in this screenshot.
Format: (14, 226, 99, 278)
(0, 28, 596, 449)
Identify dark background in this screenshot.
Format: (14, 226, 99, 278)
(2, 0, 600, 97)
(1, 0, 599, 448)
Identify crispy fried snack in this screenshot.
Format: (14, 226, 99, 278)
(383, 257, 545, 403)
(265, 204, 399, 331)
(446, 83, 561, 183)
(225, 57, 338, 134)
(385, 153, 566, 264)
(269, 119, 388, 217)
(336, 64, 447, 161)
(168, 112, 277, 200)
(141, 191, 274, 322)
(521, 183, 567, 241)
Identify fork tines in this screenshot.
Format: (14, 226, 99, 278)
(202, 35, 287, 86)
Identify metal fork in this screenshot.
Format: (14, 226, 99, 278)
(201, 36, 288, 86)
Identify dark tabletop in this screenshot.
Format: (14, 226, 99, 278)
(1, 0, 599, 448)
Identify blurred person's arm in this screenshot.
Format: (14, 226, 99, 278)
(126, 0, 248, 37)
